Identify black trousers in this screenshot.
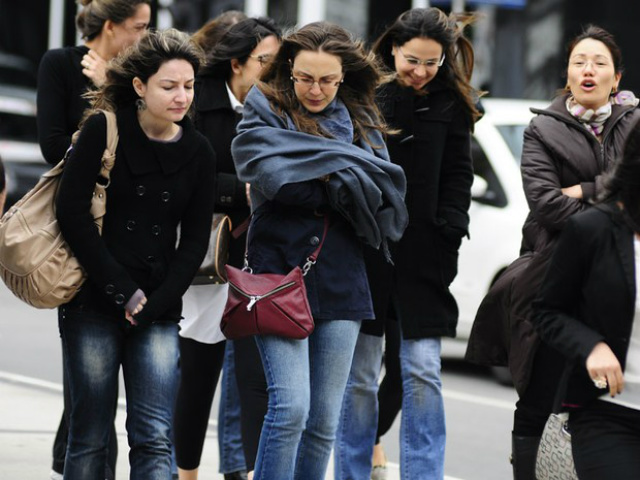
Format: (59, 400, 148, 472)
(233, 336, 268, 471)
(570, 400, 640, 479)
(375, 317, 403, 443)
(513, 342, 565, 437)
(173, 336, 226, 469)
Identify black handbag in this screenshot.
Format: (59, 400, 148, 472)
(192, 213, 232, 285)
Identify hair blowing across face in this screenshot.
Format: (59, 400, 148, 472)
(83, 28, 205, 118)
(372, 7, 481, 123)
(258, 21, 387, 144)
(76, 0, 151, 41)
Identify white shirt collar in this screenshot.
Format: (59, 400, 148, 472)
(225, 82, 244, 114)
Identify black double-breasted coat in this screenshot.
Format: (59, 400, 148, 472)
(56, 106, 216, 325)
(361, 80, 473, 339)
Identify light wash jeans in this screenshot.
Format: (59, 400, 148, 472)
(60, 307, 180, 480)
(253, 320, 361, 480)
(335, 332, 446, 480)
(218, 340, 247, 474)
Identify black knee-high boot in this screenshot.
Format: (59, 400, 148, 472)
(511, 434, 540, 480)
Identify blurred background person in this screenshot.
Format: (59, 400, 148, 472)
(335, 7, 479, 480)
(174, 13, 280, 480)
(533, 117, 640, 480)
(35, 1, 151, 478)
(467, 25, 640, 479)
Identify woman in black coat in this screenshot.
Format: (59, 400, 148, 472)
(466, 25, 640, 479)
(173, 16, 280, 480)
(36, 2, 151, 478)
(533, 119, 640, 479)
(334, 8, 480, 480)
(55, 29, 215, 479)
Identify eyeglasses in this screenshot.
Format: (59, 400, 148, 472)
(569, 58, 612, 70)
(249, 54, 273, 67)
(290, 74, 343, 92)
(396, 47, 445, 69)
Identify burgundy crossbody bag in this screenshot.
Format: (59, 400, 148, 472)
(220, 215, 329, 340)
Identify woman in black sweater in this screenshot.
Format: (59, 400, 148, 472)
(55, 29, 215, 479)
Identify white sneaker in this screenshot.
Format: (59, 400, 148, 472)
(50, 470, 63, 480)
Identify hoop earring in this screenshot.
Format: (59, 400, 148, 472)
(136, 98, 147, 111)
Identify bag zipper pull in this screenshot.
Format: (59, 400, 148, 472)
(247, 295, 260, 311)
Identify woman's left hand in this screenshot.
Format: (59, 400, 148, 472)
(125, 296, 147, 326)
(561, 184, 583, 199)
(586, 342, 624, 397)
(81, 50, 107, 87)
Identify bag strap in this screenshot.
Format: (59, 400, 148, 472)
(243, 214, 330, 276)
(97, 110, 119, 185)
(301, 215, 330, 275)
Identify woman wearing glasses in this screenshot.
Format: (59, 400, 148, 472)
(174, 15, 280, 480)
(231, 21, 408, 480)
(467, 25, 640, 478)
(335, 8, 480, 480)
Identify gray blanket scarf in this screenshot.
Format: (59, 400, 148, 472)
(231, 87, 408, 253)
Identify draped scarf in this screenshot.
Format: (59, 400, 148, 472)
(231, 87, 408, 253)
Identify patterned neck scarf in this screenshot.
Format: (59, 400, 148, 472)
(566, 90, 639, 137)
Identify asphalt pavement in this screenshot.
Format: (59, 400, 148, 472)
(0, 372, 404, 480)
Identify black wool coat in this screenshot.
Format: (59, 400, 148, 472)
(56, 106, 216, 325)
(194, 76, 250, 268)
(533, 202, 637, 407)
(361, 80, 473, 339)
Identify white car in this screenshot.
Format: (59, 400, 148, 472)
(442, 98, 549, 359)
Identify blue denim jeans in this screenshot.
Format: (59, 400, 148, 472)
(335, 332, 445, 480)
(335, 332, 383, 480)
(60, 307, 180, 480)
(218, 340, 247, 473)
(253, 320, 361, 480)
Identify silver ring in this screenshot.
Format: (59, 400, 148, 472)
(593, 377, 607, 389)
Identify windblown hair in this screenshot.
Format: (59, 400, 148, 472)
(600, 118, 640, 231)
(258, 21, 388, 144)
(200, 17, 281, 79)
(372, 7, 481, 123)
(191, 10, 248, 54)
(83, 29, 204, 119)
(76, 0, 151, 41)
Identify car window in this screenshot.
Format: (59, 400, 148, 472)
(496, 125, 527, 164)
(471, 136, 507, 208)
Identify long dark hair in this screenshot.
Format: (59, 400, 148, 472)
(601, 118, 640, 232)
(372, 7, 481, 122)
(191, 10, 248, 54)
(258, 21, 388, 144)
(83, 29, 205, 118)
(200, 17, 281, 79)
(76, 0, 151, 40)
